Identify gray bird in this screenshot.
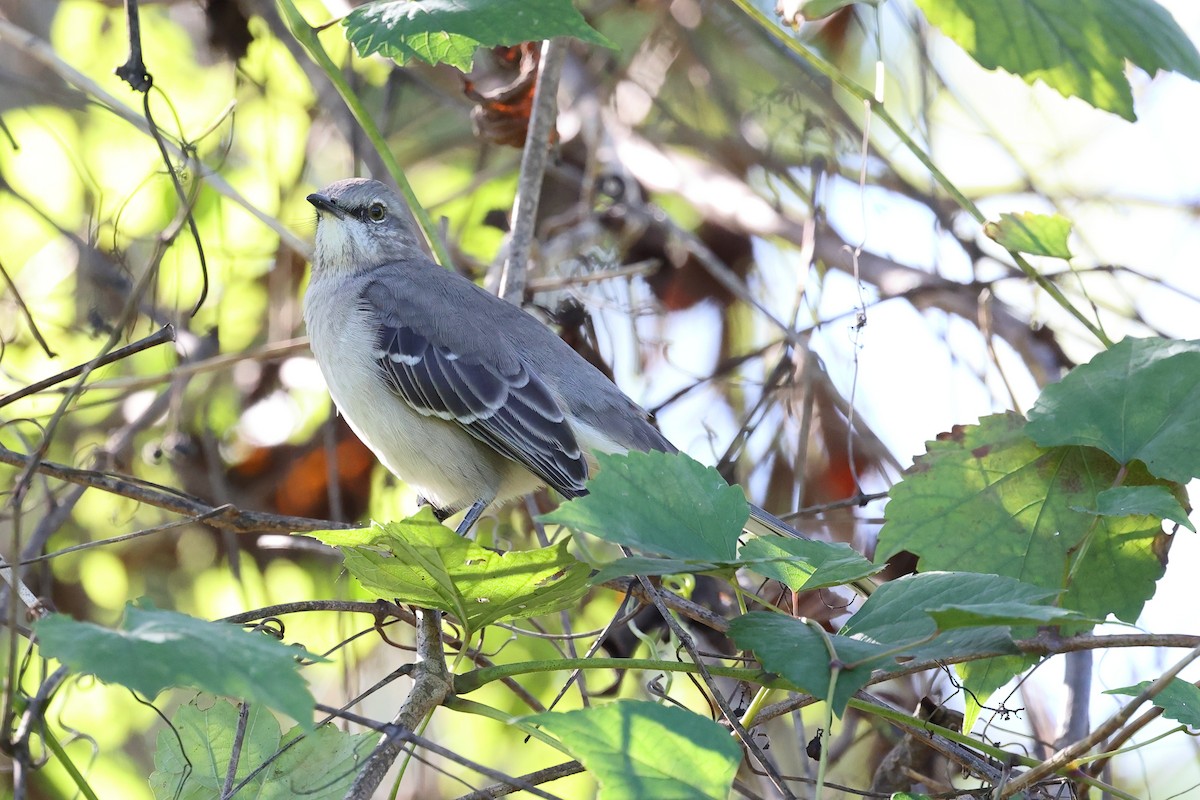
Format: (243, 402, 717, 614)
(303, 177, 842, 553)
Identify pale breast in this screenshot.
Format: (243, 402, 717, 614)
(303, 276, 541, 512)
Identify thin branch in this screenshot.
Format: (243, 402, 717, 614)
(0, 258, 56, 358)
(453, 761, 584, 800)
(999, 644, 1200, 796)
(0, 445, 357, 534)
(499, 38, 569, 303)
(322, 703, 565, 800)
(600, 577, 730, 633)
(0, 325, 175, 410)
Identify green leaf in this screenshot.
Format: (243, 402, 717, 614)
(1027, 338, 1200, 484)
(914, 0, 1200, 120)
(36, 603, 319, 726)
(739, 536, 882, 592)
(729, 612, 892, 715)
(525, 700, 741, 800)
(840, 572, 1042, 664)
(1107, 679, 1200, 728)
(1080, 486, 1196, 532)
(310, 510, 590, 637)
(876, 412, 1172, 622)
(590, 556, 722, 585)
(983, 212, 1073, 258)
(541, 451, 748, 562)
(926, 601, 1085, 630)
(343, 0, 614, 71)
(150, 695, 375, 799)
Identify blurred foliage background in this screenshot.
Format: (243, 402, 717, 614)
(1, 0, 1198, 797)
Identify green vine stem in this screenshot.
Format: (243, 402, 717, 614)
(275, 0, 455, 270)
(730, 0, 1112, 349)
(453, 656, 781, 695)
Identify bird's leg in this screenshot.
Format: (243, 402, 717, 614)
(418, 496, 452, 522)
(454, 500, 487, 536)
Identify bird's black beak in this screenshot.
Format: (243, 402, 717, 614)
(307, 192, 344, 218)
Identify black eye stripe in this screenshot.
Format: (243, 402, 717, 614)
(350, 202, 386, 222)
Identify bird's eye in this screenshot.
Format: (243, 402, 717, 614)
(367, 202, 386, 222)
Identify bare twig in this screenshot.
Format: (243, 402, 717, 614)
(453, 760, 584, 800)
(114, 0, 151, 91)
(0, 259, 56, 358)
(0, 325, 175, 410)
(0, 445, 357, 534)
(324, 703, 564, 800)
(600, 577, 729, 633)
(221, 701, 251, 798)
(498, 38, 569, 303)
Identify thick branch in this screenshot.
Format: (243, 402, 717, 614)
(344, 608, 453, 800)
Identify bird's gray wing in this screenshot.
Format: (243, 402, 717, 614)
(362, 280, 588, 498)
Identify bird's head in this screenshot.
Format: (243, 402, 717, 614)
(307, 178, 421, 274)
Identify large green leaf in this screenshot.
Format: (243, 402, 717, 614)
(738, 536, 882, 592)
(344, 0, 613, 71)
(1027, 337, 1200, 484)
(525, 700, 741, 799)
(541, 451, 748, 562)
(1107, 679, 1200, 728)
(312, 510, 590, 637)
(876, 413, 1171, 622)
(36, 603, 319, 726)
(915, 0, 1200, 120)
(728, 612, 891, 715)
(150, 694, 375, 799)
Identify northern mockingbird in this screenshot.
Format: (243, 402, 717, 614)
(303, 177, 823, 545)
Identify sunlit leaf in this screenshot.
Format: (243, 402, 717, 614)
(150, 695, 375, 799)
(957, 654, 1040, 733)
(525, 700, 741, 799)
(344, 0, 613, 71)
(926, 601, 1085, 629)
(915, 0, 1200, 120)
(36, 603, 319, 727)
(983, 212, 1073, 258)
(311, 509, 590, 636)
